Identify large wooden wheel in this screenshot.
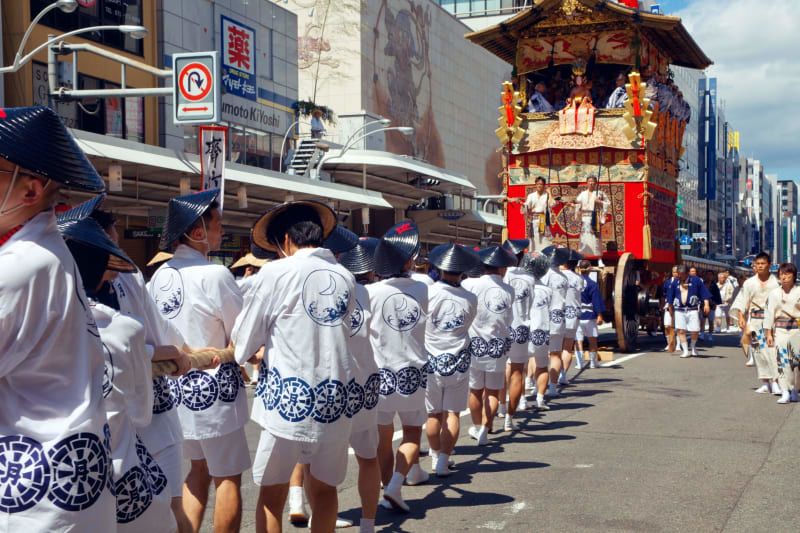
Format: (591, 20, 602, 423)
(614, 252, 640, 352)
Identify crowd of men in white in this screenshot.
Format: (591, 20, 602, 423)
(2, 107, 799, 533)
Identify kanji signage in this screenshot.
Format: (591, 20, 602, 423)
(200, 126, 228, 212)
(173, 51, 220, 125)
(221, 15, 257, 101)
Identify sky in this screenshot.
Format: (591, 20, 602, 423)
(661, 0, 800, 182)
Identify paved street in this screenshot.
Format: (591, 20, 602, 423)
(199, 331, 800, 532)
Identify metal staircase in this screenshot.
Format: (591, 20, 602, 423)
(288, 138, 325, 176)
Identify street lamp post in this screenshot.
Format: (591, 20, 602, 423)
(278, 119, 311, 173)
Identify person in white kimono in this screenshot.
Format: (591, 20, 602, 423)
(149, 188, 247, 532)
(605, 73, 628, 108)
(731, 253, 781, 395)
(540, 247, 569, 397)
(715, 271, 734, 333)
(519, 177, 553, 252)
(58, 210, 177, 531)
(559, 253, 585, 385)
(338, 237, 382, 533)
(89, 205, 194, 531)
(0, 106, 115, 530)
(525, 253, 555, 410)
(573, 176, 609, 257)
(424, 243, 479, 475)
(502, 239, 536, 428)
(527, 82, 554, 113)
(463, 246, 516, 445)
(765, 263, 800, 404)
(368, 221, 429, 512)
(232, 201, 355, 533)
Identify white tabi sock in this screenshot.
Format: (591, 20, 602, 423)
(387, 472, 405, 493)
(359, 518, 376, 533)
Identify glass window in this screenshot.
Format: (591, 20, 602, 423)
(271, 134, 283, 171)
(230, 125, 247, 165)
(124, 96, 144, 142)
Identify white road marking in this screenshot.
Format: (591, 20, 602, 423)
(509, 501, 527, 514)
(600, 352, 645, 367)
(575, 463, 594, 468)
(478, 521, 507, 530)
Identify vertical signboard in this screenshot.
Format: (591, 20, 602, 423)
(706, 78, 717, 201)
(697, 78, 707, 201)
(173, 52, 220, 124)
(221, 15, 257, 101)
(200, 126, 228, 212)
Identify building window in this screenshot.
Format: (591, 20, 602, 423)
(30, 0, 144, 56)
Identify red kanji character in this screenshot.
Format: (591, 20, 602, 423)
(395, 222, 413, 234)
(227, 26, 251, 70)
(0, 109, 6, 119)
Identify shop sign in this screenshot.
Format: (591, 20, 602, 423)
(221, 15, 257, 101)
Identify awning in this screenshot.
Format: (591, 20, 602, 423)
(70, 129, 392, 229)
(409, 208, 505, 246)
(320, 149, 476, 207)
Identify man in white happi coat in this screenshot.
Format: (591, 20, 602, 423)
(368, 221, 429, 512)
(540, 249, 569, 398)
(0, 106, 116, 530)
(233, 202, 356, 532)
(502, 239, 536, 428)
(90, 206, 195, 531)
(149, 189, 247, 532)
(519, 177, 553, 252)
(731, 252, 781, 395)
(424, 244, 479, 475)
(765, 263, 800, 404)
(525, 253, 556, 410)
(59, 208, 177, 531)
(463, 246, 516, 445)
(573, 176, 609, 257)
(559, 254, 585, 384)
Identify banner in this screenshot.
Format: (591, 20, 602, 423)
(221, 15, 257, 101)
(199, 126, 228, 211)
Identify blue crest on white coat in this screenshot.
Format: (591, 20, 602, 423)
(483, 287, 511, 314)
(432, 299, 467, 331)
(302, 269, 351, 326)
(382, 293, 421, 332)
(47, 432, 109, 511)
(509, 278, 531, 301)
(349, 299, 365, 337)
(0, 435, 51, 513)
(151, 267, 184, 319)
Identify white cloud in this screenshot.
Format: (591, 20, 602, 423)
(678, 0, 800, 179)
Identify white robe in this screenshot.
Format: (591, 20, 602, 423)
(542, 268, 568, 338)
(503, 267, 536, 360)
(345, 283, 380, 432)
(114, 271, 184, 455)
(528, 280, 554, 354)
(575, 190, 609, 257)
(232, 247, 356, 443)
(92, 302, 175, 531)
(366, 277, 429, 413)
(148, 244, 246, 441)
(425, 281, 478, 384)
(463, 274, 514, 373)
(562, 269, 585, 333)
(605, 86, 627, 109)
(523, 191, 553, 252)
(0, 211, 115, 530)
(410, 271, 434, 286)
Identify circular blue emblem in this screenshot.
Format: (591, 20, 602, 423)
(135, 437, 167, 496)
(455, 349, 471, 373)
(216, 362, 241, 403)
(488, 338, 506, 358)
(151, 267, 184, 319)
(114, 466, 152, 524)
(302, 269, 351, 326)
(179, 371, 219, 411)
(516, 325, 530, 343)
(396, 367, 421, 395)
(0, 435, 51, 513)
(312, 379, 347, 424)
(152, 376, 179, 414)
(434, 353, 457, 377)
(469, 337, 488, 357)
(483, 287, 511, 314)
(378, 368, 397, 396)
(278, 377, 315, 422)
(168, 378, 182, 406)
(530, 329, 547, 346)
(565, 306, 578, 319)
(345, 379, 365, 418)
(349, 300, 365, 337)
(265, 367, 283, 411)
(363, 373, 381, 410)
(550, 309, 565, 324)
(47, 432, 108, 512)
(382, 293, 421, 332)
(432, 299, 467, 332)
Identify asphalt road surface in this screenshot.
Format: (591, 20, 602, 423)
(197, 330, 800, 532)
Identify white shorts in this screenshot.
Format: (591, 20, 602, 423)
(349, 427, 379, 459)
(578, 320, 598, 341)
(469, 368, 505, 390)
(715, 305, 730, 320)
(506, 342, 530, 364)
(663, 310, 673, 328)
(674, 309, 700, 332)
(183, 426, 251, 478)
(152, 443, 183, 498)
(253, 430, 349, 487)
(548, 333, 564, 354)
(425, 375, 469, 414)
(376, 409, 426, 427)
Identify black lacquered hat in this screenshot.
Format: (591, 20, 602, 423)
(374, 220, 419, 277)
(250, 238, 278, 260)
(339, 237, 379, 275)
(0, 106, 105, 192)
(462, 245, 485, 277)
(57, 197, 135, 272)
(502, 239, 529, 256)
(525, 253, 551, 280)
(567, 249, 584, 263)
(551, 247, 572, 267)
(428, 243, 481, 274)
(323, 224, 359, 254)
(477, 245, 517, 268)
(252, 200, 336, 252)
(159, 188, 219, 251)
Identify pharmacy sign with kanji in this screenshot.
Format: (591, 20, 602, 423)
(173, 51, 220, 125)
(221, 15, 257, 101)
